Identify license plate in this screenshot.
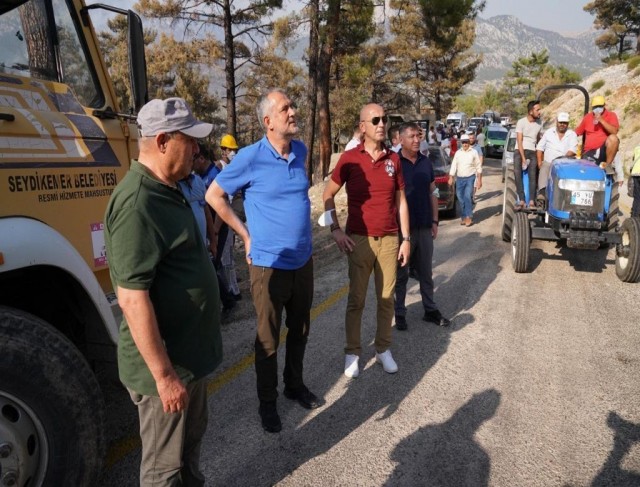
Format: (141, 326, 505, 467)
(571, 190, 593, 206)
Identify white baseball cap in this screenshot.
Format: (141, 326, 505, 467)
(557, 112, 570, 123)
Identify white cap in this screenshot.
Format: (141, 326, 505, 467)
(137, 97, 213, 138)
(557, 112, 570, 123)
(460, 134, 470, 142)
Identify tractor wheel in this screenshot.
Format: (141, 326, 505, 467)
(615, 217, 640, 283)
(501, 167, 517, 242)
(511, 212, 531, 273)
(607, 181, 620, 231)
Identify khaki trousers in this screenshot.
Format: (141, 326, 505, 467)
(345, 234, 398, 355)
(128, 378, 208, 487)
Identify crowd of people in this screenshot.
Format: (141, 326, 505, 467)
(103, 88, 633, 485)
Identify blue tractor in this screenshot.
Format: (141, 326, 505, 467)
(500, 84, 640, 282)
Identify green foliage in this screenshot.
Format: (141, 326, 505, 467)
(624, 100, 640, 116)
(504, 49, 549, 100)
(584, 0, 640, 60)
(634, 67, 640, 77)
(591, 79, 606, 90)
(628, 56, 640, 70)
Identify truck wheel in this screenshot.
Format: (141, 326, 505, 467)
(0, 306, 105, 486)
(501, 168, 517, 242)
(511, 212, 531, 273)
(615, 217, 640, 283)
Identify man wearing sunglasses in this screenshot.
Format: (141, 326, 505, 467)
(535, 112, 578, 206)
(323, 103, 410, 378)
(575, 95, 619, 169)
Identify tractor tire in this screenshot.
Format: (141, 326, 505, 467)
(0, 306, 105, 487)
(501, 168, 517, 242)
(511, 212, 531, 273)
(606, 181, 620, 231)
(615, 217, 640, 283)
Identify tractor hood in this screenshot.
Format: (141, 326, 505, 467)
(551, 159, 605, 182)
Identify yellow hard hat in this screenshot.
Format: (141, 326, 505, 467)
(220, 134, 238, 150)
(592, 95, 605, 107)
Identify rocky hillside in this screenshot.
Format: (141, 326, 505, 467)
(542, 62, 640, 172)
(473, 15, 603, 84)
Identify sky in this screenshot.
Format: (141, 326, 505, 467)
(480, 0, 596, 35)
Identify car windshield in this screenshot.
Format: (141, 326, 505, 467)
(506, 136, 517, 151)
(488, 131, 508, 140)
(426, 148, 446, 169)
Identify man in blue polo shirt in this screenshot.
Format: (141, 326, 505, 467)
(394, 122, 450, 330)
(206, 89, 318, 433)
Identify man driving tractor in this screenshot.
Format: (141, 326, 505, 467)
(575, 95, 619, 168)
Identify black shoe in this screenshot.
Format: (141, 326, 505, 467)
(232, 293, 242, 301)
(222, 299, 236, 311)
(283, 385, 321, 410)
(423, 309, 451, 327)
(395, 315, 408, 331)
(258, 401, 282, 433)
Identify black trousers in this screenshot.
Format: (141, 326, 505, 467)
(633, 176, 640, 218)
(514, 149, 538, 203)
(250, 258, 314, 402)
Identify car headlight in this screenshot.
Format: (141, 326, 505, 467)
(558, 179, 605, 191)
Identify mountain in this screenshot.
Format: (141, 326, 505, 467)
(471, 15, 604, 88)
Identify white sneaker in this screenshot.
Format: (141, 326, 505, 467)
(375, 350, 398, 374)
(344, 354, 360, 378)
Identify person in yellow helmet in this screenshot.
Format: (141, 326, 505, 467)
(218, 134, 239, 169)
(575, 95, 619, 168)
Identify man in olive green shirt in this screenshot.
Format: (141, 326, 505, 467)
(105, 97, 222, 486)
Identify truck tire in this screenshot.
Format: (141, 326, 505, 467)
(501, 168, 517, 242)
(615, 217, 640, 283)
(0, 306, 105, 486)
(606, 181, 620, 231)
(511, 212, 531, 273)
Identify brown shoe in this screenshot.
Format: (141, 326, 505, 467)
(459, 219, 466, 225)
(464, 217, 473, 227)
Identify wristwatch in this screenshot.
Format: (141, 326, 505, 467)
(433, 221, 439, 226)
(402, 236, 411, 242)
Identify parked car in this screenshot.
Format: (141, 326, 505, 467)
(485, 124, 509, 158)
(501, 128, 516, 182)
(425, 145, 457, 218)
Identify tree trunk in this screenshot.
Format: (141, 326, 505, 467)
(223, 0, 237, 137)
(636, 32, 640, 55)
(305, 0, 320, 182)
(19, 2, 56, 81)
(315, 0, 341, 183)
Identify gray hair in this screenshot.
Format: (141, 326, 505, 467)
(256, 88, 288, 129)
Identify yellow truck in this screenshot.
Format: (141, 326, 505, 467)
(0, 0, 147, 484)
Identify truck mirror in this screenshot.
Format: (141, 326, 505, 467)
(127, 10, 148, 112)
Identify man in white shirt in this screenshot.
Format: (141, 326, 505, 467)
(345, 124, 362, 151)
(515, 100, 542, 209)
(535, 112, 577, 205)
(448, 134, 482, 226)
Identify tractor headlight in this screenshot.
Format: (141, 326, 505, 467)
(558, 179, 605, 191)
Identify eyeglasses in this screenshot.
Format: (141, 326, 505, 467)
(362, 116, 388, 126)
(558, 121, 569, 124)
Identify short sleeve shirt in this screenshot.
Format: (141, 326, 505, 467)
(105, 161, 222, 396)
(575, 110, 619, 152)
(515, 117, 542, 151)
(399, 150, 435, 229)
(331, 145, 404, 236)
(213, 136, 312, 270)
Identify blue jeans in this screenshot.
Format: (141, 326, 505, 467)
(456, 175, 476, 219)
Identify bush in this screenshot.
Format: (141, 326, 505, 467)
(634, 67, 640, 78)
(627, 56, 640, 71)
(605, 89, 612, 96)
(590, 79, 605, 91)
(624, 101, 640, 116)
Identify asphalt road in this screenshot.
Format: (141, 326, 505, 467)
(100, 157, 640, 486)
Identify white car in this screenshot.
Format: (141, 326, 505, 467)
(501, 128, 516, 182)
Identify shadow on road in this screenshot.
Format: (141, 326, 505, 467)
(472, 203, 502, 225)
(384, 389, 501, 487)
(202, 233, 502, 486)
(528, 243, 612, 274)
(592, 411, 640, 486)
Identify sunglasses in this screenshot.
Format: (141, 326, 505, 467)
(362, 116, 388, 125)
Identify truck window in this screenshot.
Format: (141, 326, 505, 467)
(0, 0, 102, 108)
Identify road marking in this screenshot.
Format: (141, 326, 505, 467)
(105, 283, 349, 469)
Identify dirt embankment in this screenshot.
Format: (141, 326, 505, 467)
(543, 63, 640, 172)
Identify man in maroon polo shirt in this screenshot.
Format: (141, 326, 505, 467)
(323, 103, 411, 379)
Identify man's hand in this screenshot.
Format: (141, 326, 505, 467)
(432, 223, 439, 240)
(448, 176, 454, 186)
(475, 177, 482, 190)
(397, 240, 410, 267)
(332, 229, 355, 253)
(156, 373, 189, 414)
(242, 235, 252, 265)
